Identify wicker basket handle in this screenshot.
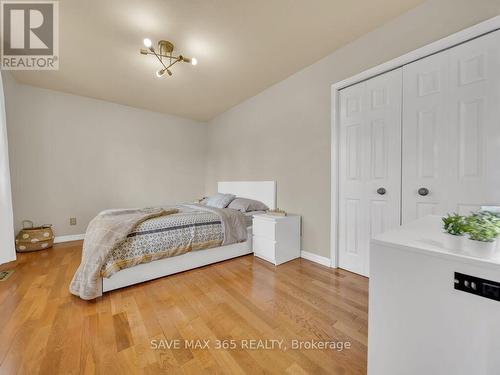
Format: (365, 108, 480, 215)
(22, 220, 34, 229)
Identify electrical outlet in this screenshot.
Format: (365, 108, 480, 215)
(70, 217, 77, 226)
(454, 272, 500, 302)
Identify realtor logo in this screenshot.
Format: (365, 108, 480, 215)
(1, 0, 59, 70)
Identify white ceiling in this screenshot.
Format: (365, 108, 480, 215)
(11, 0, 425, 121)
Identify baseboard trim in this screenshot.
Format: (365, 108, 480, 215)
(54, 234, 85, 243)
(300, 250, 331, 267)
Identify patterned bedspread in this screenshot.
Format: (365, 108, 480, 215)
(101, 205, 226, 277)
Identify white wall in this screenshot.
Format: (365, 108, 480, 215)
(205, 0, 500, 257)
(4, 0, 500, 257)
(0, 73, 15, 263)
(3, 74, 207, 237)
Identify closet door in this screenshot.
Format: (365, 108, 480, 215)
(447, 31, 500, 214)
(338, 69, 402, 276)
(401, 49, 450, 221)
(402, 30, 500, 222)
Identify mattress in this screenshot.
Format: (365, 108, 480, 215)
(101, 206, 223, 277)
(100, 206, 258, 278)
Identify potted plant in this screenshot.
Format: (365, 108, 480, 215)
(442, 213, 466, 250)
(463, 212, 500, 256)
(442, 213, 466, 235)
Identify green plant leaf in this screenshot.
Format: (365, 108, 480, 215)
(442, 213, 466, 236)
(442, 211, 500, 242)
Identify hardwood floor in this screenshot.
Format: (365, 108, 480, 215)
(0, 241, 368, 374)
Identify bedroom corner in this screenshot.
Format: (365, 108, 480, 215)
(0, 72, 15, 265)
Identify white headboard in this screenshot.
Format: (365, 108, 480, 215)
(218, 181, 276, 210)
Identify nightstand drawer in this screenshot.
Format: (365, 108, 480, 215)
(252, 219, 276, 240)
(253, 235, 276, 261)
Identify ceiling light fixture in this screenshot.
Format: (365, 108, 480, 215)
(140, 38, 197, 78)
(156, 68, 165, 78)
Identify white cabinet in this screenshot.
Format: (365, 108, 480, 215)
(369, 216, 500, 375)
(252, 214, 300, 265)
(338, 29, 500, 276)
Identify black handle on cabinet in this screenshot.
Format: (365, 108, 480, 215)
(418, 187, 429, 196)
(377, 187, 386, 195)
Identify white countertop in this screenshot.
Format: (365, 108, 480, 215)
(372, 215, 500, 270)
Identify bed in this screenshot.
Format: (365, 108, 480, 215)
(93, 181, 276, 297)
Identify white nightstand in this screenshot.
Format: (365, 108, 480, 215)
(252, 214, 301, 265)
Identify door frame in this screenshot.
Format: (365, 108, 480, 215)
(330, 16, 500, 269)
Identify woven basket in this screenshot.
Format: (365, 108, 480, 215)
(15, 220, 54, 252)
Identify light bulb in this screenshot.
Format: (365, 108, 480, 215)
(167, 69, 173, 76)
(143, 38, 152, 48)
(191, 57, 198, 66)
(156, 68, 165, 78)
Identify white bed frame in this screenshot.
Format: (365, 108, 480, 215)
(99, 181, 276, 296)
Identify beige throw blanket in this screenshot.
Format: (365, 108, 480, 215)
(70, 207, 177, 300)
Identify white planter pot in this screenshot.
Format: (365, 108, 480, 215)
(443, 234, 465, 251)
(464, 238, 498, 258)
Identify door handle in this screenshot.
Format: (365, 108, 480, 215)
(418, 187, 429, 196)
(377, 187, 386, 195)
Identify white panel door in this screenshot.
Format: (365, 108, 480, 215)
(403, 30, 500, 222)
(339, 69, 402, 276)
(402, 49, 450, 221)
(448, 31, 500, 214)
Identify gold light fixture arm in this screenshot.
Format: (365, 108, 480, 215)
(148, 47, 169, 70)
(140, 49, 192, 63)
(140, 39, 196, 77)
(165, 58, 180, 69)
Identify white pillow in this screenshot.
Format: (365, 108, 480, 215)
(205, 193, 236, 208)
